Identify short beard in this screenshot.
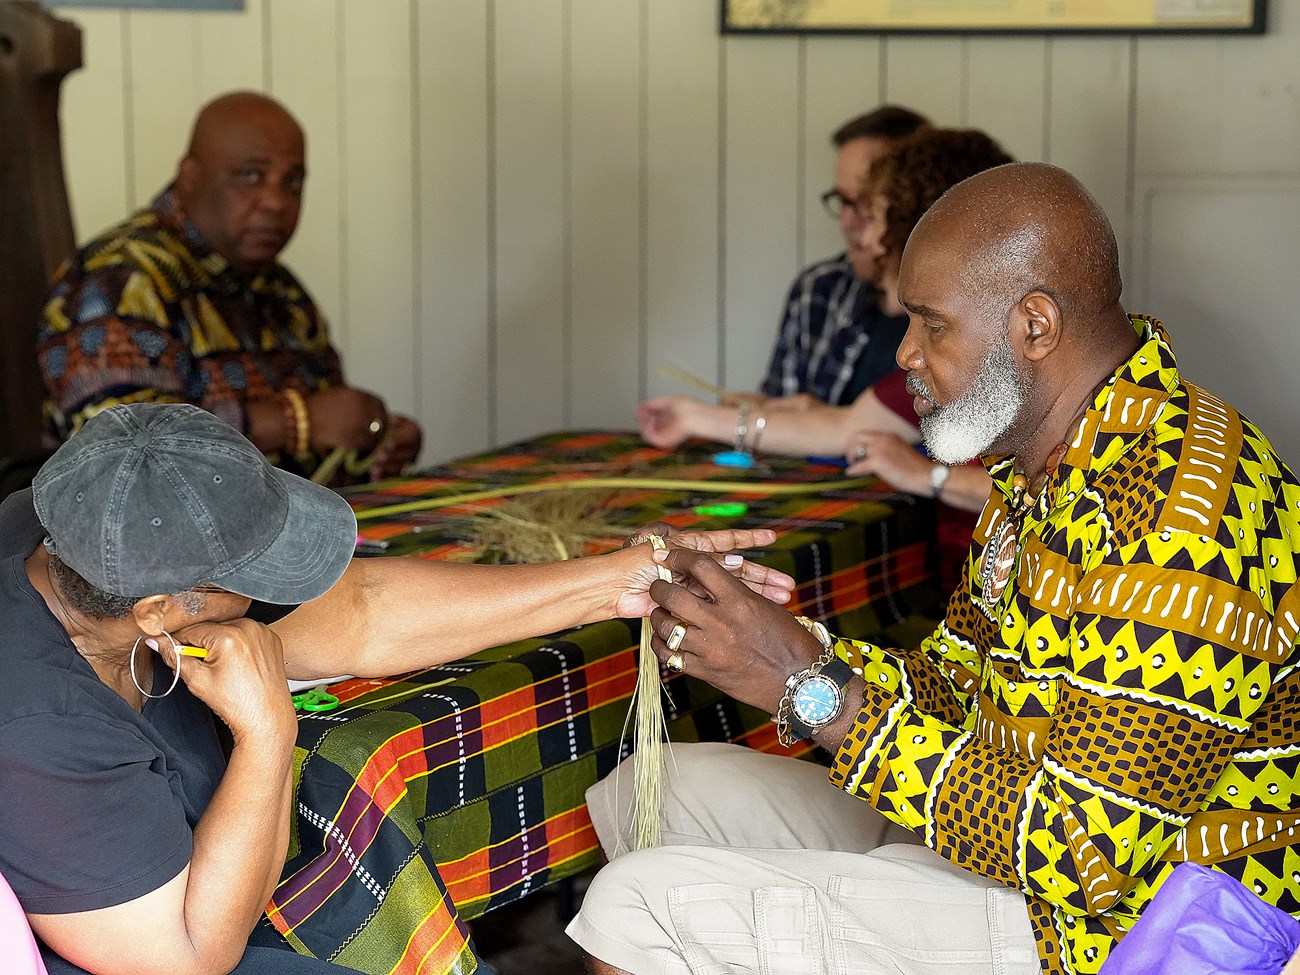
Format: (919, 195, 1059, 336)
(911, 330, 1030, 464)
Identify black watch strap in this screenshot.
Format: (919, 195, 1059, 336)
(787, 656, 855, 740)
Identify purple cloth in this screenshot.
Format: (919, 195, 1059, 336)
(1101, 863, 1300, 975)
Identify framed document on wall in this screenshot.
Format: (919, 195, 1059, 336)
(45, 1, 242, 9)
(721, 1, 1266, 35)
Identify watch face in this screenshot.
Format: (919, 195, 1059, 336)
(792, 674, 842, 727)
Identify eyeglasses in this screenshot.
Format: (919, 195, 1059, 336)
(820, 189, 862, 220)
(189, 583, 233, 595)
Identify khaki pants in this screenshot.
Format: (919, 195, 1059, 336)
(567, 742, 1038, 975)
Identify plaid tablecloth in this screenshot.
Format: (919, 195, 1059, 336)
(268, 431, 943, 973)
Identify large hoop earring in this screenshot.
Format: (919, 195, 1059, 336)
(130, 630, 183, 700)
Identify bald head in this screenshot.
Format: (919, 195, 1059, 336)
(187, 91, 302, 159)
(907, 162, 1123, 335)
(175, 91, 306, 274)
(895, 163, 1140, 464)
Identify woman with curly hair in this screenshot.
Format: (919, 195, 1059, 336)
(855, 128, 1012, 296)
(638, 127, 1013, 589)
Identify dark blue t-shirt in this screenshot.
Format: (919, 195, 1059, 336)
(0, 488, 226, 915)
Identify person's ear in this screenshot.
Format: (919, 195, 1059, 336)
(175, 155, 199, 204)
(130, 594, 174, 636)
(1015, 291, 1063, 363)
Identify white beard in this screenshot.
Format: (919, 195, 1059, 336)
(911, 330, 1028, 464)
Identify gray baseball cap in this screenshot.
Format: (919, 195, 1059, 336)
(33, 402, 357, 602)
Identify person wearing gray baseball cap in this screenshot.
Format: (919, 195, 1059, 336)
(0, 403, 795, 975)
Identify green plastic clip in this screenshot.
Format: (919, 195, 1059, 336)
(693, 502, 749, 517)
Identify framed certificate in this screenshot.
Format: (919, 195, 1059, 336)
(721, 0, 1266, 35)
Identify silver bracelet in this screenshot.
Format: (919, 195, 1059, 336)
(773, 615, 835, 747)
(749, 415, 766, 456)
(733, 402, 753, 454)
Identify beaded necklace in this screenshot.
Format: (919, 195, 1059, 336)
(972, 441, 1068, 623)
(969, 369, 1115, 621)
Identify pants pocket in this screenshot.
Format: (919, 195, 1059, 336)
(829, 874, 1033, 975)
(668, 883, 826, 975)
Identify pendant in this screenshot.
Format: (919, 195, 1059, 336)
(974, 514, 1020, 622)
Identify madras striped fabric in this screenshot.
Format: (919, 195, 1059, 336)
(269, 431, 942, 973)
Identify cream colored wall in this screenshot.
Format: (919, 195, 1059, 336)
(57, 1, 1300, 465)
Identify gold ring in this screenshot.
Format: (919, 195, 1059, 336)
(369, 418, 384, 434)
(666, 623, 686, 652)
(665, 649, 687, 673)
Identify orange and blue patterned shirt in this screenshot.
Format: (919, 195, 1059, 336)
(827, 316, 1300, 974)
(37, 187, 343, 452)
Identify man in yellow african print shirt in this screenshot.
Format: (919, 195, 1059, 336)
(37, 91, 421, 481)
(570, 163, 1300, 975)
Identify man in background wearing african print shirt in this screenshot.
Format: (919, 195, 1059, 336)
(37, 90, 422, 482)
(569, 163, 1300, 975)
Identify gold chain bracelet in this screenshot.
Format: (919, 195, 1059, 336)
(773, 615, 834, 747)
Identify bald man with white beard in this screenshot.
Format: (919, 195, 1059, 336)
(571, 163, 1300, 975)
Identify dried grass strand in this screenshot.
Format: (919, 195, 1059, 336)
(353, 475, 876, 522)
(621, 534, 672, 852)
(655, 364, 729, 401)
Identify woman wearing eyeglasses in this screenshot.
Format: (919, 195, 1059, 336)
(638, 127, 1013, 590)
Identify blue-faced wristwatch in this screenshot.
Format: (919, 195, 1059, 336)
(775, 617, 855, 746)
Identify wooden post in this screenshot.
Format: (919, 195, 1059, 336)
(0, 1, 81, 456)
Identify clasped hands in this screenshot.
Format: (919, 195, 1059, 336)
(621, 523, 828, 716)
(306, 386, 423, 479)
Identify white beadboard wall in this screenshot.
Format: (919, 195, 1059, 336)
(56, 1, 1300, 466)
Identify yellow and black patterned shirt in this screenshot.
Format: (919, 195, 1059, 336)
(37, 187, 343, 455)
(827, 316, 1300, 974)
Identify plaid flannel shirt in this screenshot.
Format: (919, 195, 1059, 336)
(759, 253, 908, 406)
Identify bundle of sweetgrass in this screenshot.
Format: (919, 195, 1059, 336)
(460, 501, 671, 850)
(625, 534, 672, 850)
(461, 490, 628, 563)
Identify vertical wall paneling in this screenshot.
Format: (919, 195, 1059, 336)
(415, 0, 493, 461)
(123, 11, 202, 204)
(193, 0, 264, 97)
(568, 0, 643, 430)
(267, 0, 344, 349)
(54, 8, 1300, 468)
(721, 35, 800, 392)
(492, 0, 567, 444)
(1132, 36, 1226, 175)
(965, 38, 1049, 162)
(1137, 5, 1300, 178)
(643, 0, 722, 400)
(337, 0, 418, 416)
(60, 10, 130, 241)
(801, 36, 883, 269)
(882, 36, 966, 124)
(1046, 37, 1132, 269)
(1135, 179, 1300, 465)
(1127, 7, 1300, 465)
(1212, 15, 1300, 175)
